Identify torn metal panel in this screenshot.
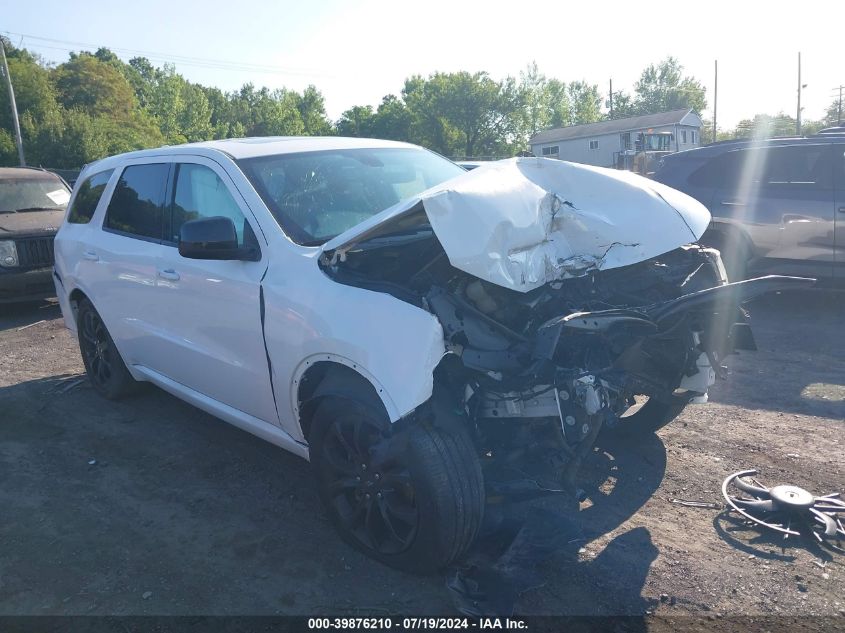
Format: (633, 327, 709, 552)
(321, 157, 712, 292)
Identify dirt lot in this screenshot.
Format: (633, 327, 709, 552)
(0, 290, 843, 617)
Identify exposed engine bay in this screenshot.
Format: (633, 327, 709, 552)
(320, 215, 812, 499)
(317, 159, 814, 499)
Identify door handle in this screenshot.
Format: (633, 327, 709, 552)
(838, 207, 845, 214)
(82, 250, 99, 262)
(157, 268, 180, 281)
(720, 200, 746, 207)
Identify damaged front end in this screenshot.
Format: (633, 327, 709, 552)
(319, 158, 814, 501)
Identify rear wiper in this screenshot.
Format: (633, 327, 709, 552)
(15, 207, 62, 212)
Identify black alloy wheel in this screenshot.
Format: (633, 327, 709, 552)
(80, 308, 114, 389)
(310, 395, 484, 574)
(76, 298, 139, 400)
(318, 412, 420, 555)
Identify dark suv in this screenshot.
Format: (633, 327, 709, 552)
(653, 135, 845, 281)
(0, 167, 71, 303)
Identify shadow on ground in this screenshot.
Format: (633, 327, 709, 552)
(0, 372, 668, 616)
(0, 300, 61, 331)
(714, 509, 844, 563)
(708, 289, 845, 419)
(444, 431, 667, 616)
(2, 288, 842, 616)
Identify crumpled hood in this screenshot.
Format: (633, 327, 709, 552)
(322, 157, 711, 293)
(0, 209, 64, 236)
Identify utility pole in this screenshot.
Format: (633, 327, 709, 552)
(796, 52, 802, 136)
(713, 60, 718, 143)
(834, 85, 844, 125)
(0, 39, 25, 166)
(609, 79, 613, 118)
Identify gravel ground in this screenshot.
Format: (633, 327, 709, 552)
(0, 290, 842, 617)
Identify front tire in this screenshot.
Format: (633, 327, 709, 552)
(77, 298, 139, 400)
(309, 397, 484, 574)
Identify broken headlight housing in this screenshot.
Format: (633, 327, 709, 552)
(0, 240, 18, 267)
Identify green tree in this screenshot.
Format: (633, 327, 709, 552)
(545, 79, 603, 128)
(607, 90, 636, 120)
(566, 81, 602, 125)
(202, 86, 235, 138)
(544, 79, 570, 128)
(53, 53, 138, 119)
(633, 57, 706, 115)
(20, 105, 163, 168)
(822, 98, 842, 127)
(146, 66, 186, 143)
(371, 94, 413, 141)
(520, 62, 549, 136)
(0, 130, 16, 165)
(229, 84, 304, 137)
(732, 113, 796, 139)
(127, 57, 161, 109)
(403, 71, 524, 158)
(0, 48, 58, 122)
(401, 74, 458, 153)
(178, 83, 212, 142)
(141, 66, 213, 144)
(2, 37, 745, 169)
(296, 85, 332, 136)
(336, 105, 376, 137)
(0, 38, 62, 165)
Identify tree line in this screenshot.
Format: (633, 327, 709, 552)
(0, 37, 841, 169)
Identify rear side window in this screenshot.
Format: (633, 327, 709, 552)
(104, 164, 169, 240)
(762, 145, 831, 189)
(689, 145, 832, 191)
(168, 164, 248, 245)
(68, 170, 113, 224)
(689, 150, 746, 188)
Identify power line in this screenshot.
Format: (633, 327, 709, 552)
(3, 30, 333, 78)
(19, 40, 302, 75)
(5, 30, 315, 73)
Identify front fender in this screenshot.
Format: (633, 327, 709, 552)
(261, 268, 447, 442)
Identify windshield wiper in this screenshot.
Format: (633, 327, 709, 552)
(0, 209, 17, 214)
(14, 207, 62, 213)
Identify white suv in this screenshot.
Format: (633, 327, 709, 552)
(54, 137, 810, 573)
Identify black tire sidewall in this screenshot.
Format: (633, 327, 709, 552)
(309, 397, 480, 574)
(76, 299, 135, 400)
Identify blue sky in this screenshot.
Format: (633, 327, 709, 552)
(4, 0, 843, 128)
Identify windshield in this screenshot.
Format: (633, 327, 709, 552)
(0, 175, 71, 213)
(238, 147, 465, 245)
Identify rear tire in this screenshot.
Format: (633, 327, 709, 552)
(76, 298, 139, 400)
(309, 396, 484, 574)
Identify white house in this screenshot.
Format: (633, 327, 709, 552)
(529, 109, 703, 168)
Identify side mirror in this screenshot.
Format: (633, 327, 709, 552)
(178, 216, 259, 261)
